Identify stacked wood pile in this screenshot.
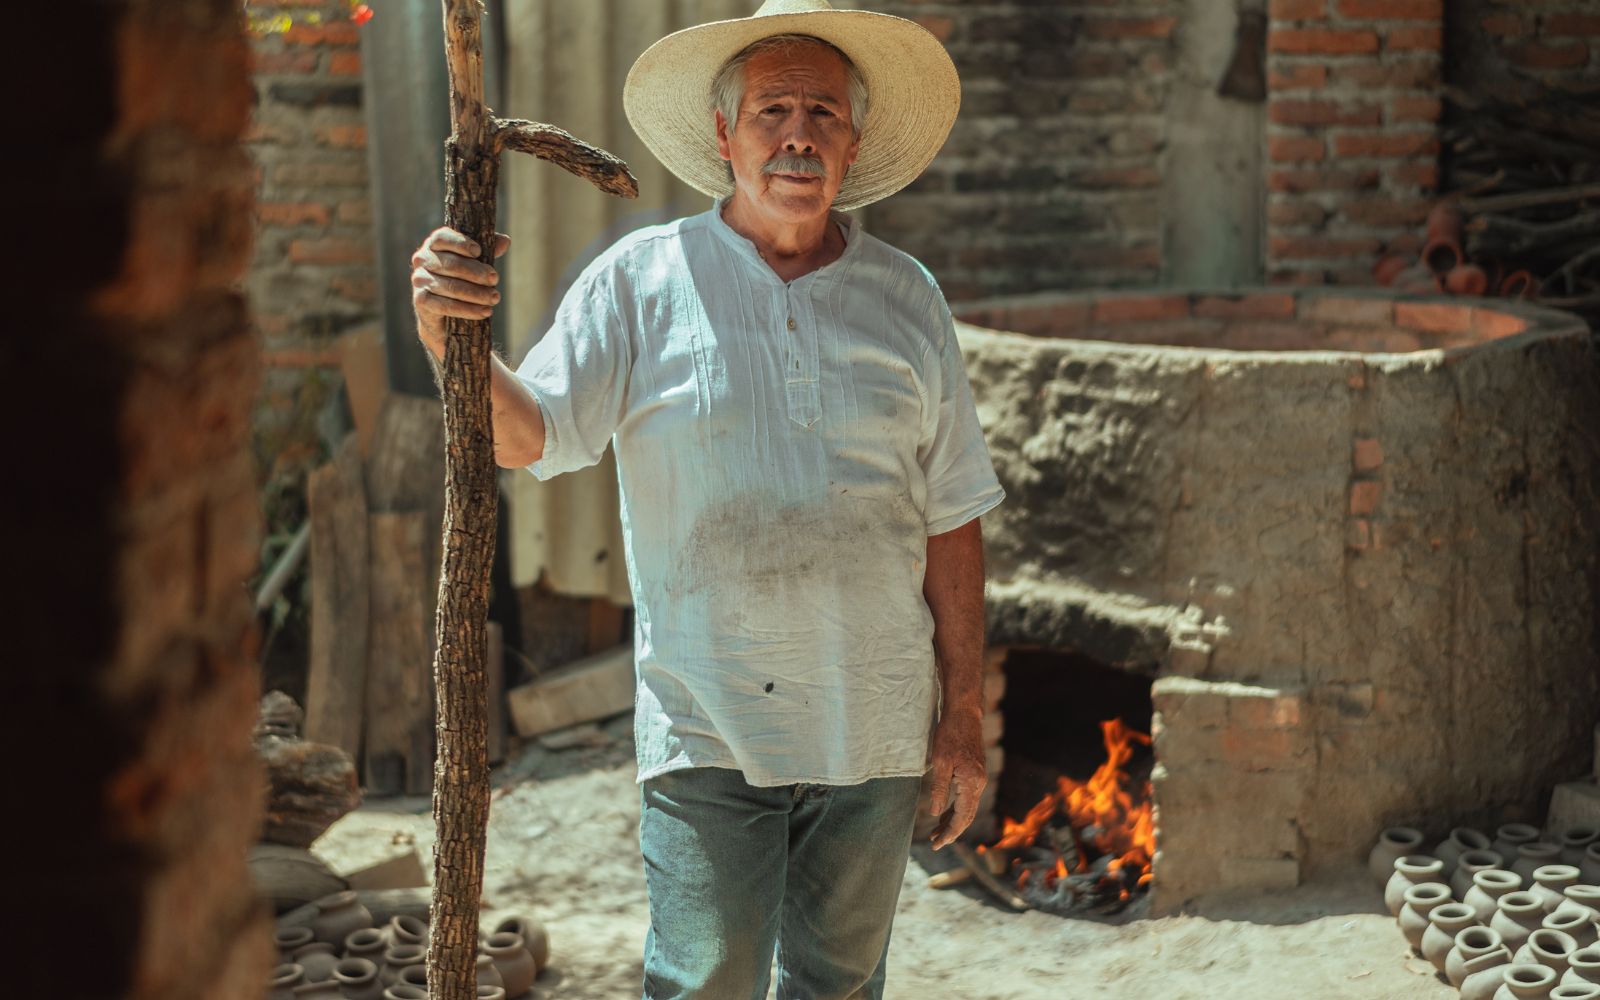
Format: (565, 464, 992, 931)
(1374, 81, 1600, 328)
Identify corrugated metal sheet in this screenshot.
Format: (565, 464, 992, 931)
(502, 0, 752, 600)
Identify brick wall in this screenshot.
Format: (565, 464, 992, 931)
(1263, 0, 1445, 286)
(14, 0, 272, 996)
(1451, 0, 1600, 90)
(865, 1, 1180, 303)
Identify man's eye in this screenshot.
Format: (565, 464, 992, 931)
(812, 106, 834, 116)
(762, 105, 784, 114)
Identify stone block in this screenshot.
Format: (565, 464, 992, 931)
(1548, 782, 1600, 835)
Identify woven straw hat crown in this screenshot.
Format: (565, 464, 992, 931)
(623, 0, 960, 212)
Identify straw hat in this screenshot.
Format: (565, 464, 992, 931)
(623, 0, 960, 212)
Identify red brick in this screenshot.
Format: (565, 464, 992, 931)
(287, 238, 373, 265)
(256, 201, 330, 226)
(317, 124, 366, 148)
(1082, 16, 1178, 39)
(263, 347, 344, 367)
(1352, 438, 1384, 473)
(1091, 294, 1190, 324)
(1271, 236, 1383, 261)
(1298, 295, 1395, 325)
(283, 21, 360, 46)
(1347, 518, 1372, 551)
(1268, 201, 1327, 227)
(1544, 13, 1600, 37)
(1386, 25, 1443, 51)
(1504, 42, 1590, 69)
(1269, 0, 1326, 19)
(1331, 132, 1439, 157)
(270, 161, 368, 187)
(1192, 294, 1298, 320)
(1330, 59, 1439, 89)
(1068, 166, 1162, 189)
(1270, 28, 1379, 54)
(1389, 96, 1442, 123)
(1269, 99, 1382, 126)
(1266, 269, 1324, 287)
(1350, 481, 1382, 516)
(1396, 301, 1471, 334)
(1339, 197, 1432, 226)
(250, 49, 319, 74)
(914, 15, 954, 41)
(1269, 135, 1326, 162)
(328, 50, 362, 76)
(1470, 309, 1527, 340)
(1269, 63, 1328, 90)
(1267, 167, 1381, 193)
(336, 199, 371, 225)
(1336, 0, 1441, 18)
(1479, 12, 1526, 36)
(1387, 162, 1439, 189)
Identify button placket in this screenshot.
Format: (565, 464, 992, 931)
(783, 288, 820, 428)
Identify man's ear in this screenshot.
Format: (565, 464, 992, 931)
(714, 109, 733, 161)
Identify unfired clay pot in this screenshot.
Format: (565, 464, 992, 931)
(381, 946, 426, 988)
(1582, 845, 1600, 886)
(1458, 852, 1511, 899)
(1401, 883, 1455, 951)
(493, 915, 551, 974)
(1471, 871, 1529, 923)
(482, 932, 537, 998)
(1370, 827, 1426, 887)
(1387, 856, 1447, 916)
(1552, 983, 1600, 999)
(292, 982, 344, 999)
(344, 929, 387, 963)
(270, 964, 305, 1000)
(1495, 893, 1553, 952)
(1440, 829, 1495, 878)
(1497, 825, 1544, 862)
(387, 915, 428, 949)
(1535, 867, 1585, 913)
(477, 989, 508, 1000)
(334, 958, 385, 1000)
(1494, 963, 1558, 1000)
(382, 988, 427, 1000)
(1452, 928, 1508, 988)
(1548, 902, 1600, 950)
(1565, 946, 1600, 987)
(1567, 886, 1600, 918)
(1515, 845, 1565, 888)
(476, 954, 504, 990)
(1562, 829, 1600, 867)
(294, 943, 340, 984)
(1424, 903, 1483, 971)
(1515, 928, 1580, 975)
(311, 892, 374, 949)
(277, 926, 317, 963)
(1462, 948, 1516, 1000)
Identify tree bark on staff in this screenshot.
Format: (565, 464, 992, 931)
(431, 3, 637, 998)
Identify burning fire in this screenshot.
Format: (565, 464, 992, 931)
(980, 718, 1155, 902)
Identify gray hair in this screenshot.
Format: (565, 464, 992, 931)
(710, 34, 869, 140)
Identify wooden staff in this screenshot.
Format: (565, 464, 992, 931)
(431, 3, 637, 997)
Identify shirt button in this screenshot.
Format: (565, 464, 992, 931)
(787, 317, 796, 330)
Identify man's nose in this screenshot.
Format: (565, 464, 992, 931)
(782, 112, 817, 154)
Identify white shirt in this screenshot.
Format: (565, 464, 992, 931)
(515, 200, 1004, 786)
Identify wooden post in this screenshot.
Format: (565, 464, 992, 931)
(431, 3, 636, 998)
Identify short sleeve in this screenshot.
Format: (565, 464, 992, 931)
(513, 262, 632, 480)
(917, 292, 1005, 535)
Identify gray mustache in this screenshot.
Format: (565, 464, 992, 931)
(762, 154, 826, 178)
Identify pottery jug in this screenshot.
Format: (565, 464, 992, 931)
(345, 929, 387, 962)
(387, 915, 428, 948)
(1497, 893, 1554, 952)
(334, 957, 385, 1000)
(1424, 903, 1482, 971)
(1494, 963, 1558, 1000)
(1462, 948, 1516, 1000)
(493, 916, 551, 974)
(1498, 825, 1544, 862)
(294, 943, 341, 983)
(382, 988, 427, 1000)
(1583, 845, 1600, 886)
(1472, 872, 1529, 923)
(278, 926, 317, 963)
(1515, 845, 1565, 888)
(1549, 902, 1600, 950)
(1440, 828, 1495, 878)
(1456, 852, 1511, 899)
(1515, 928, 1580, 975)
(1369, 827, 1426, 887)
(311, 892, 374, 949)
(1568, 886, 1600, 918)
(482, 932, 537, 998)
(293, 983, 345, 999)
(1535, 867, 1585, 913)
(1562, 830, 1600, 867)
(1452, 928, 1509, 987)
(1386, 856, 1446, 916)
(1552, 984, 1600, 999)
(1565, 946, 1600, 986)
(476, 954, 504, 990)
(1400, 883, 1455, 951)
(270, 964, 306, 1000)
(398, 965, 429, 990)
(381, 945, 426, 988)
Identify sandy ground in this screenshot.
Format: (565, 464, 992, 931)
(312, 716, 1455, 1000)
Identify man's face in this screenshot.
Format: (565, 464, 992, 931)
(715, 43, 861, 226)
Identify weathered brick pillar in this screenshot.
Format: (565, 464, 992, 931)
(1264, 0, 1445, 285)
(11, 0, 271, 996)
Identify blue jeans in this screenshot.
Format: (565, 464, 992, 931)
(638, 766, 923, 1000)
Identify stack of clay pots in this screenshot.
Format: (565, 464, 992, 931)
(266, 891, 551, 1000)
(1371, 823, 1600, 1000)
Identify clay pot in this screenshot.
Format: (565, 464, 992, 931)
(1497, 825, 1544, 861)
(311, 892, 374, 949)
(1446, 263, 1490, 297)
(1552, 984, 1600, 999)
(387, 915, 428, 949)
(381, 945, 426, 988)
(1456, 851, 1511, 899)
(477, 989, 507, 1000)
(1535, 867, 1585, 913)
(278, 926, 317, 963)
(1440, 829, 1496, 878)
(1568, 886, 1600, 921)
(294, 943, 341, 983)
(1371, 827, 1427, 887)
(345, 928, 388, 962)
(1549, 903, 1600, 950)
(1427, 201, 1465, 244)
(270, 964, 306, 1000)
(1564, 830, 1600, 868)
(492, 916, 551, 974)
(1373, 254, 1411, 288)
(1583, 845, 1600, 887)
(1563, 946, 1600, 986)
(1495, 963, 1558, 1000)
(1501, 270, 1537, 299)
(293, 983, 345, 999)
(1423, 238, 1464, 275)
(1386, 856, 1446, 916)
(1472, 871, 1529, 923)
(1400, 883, 1455, 951)
(482, 932, 537, 998)
(334, 958, 385, 1000)
(397, 965, 429, 990)
(382, 988, 427, 1000)
(1424, 902, 1483, 972)
(476, 954, 504, 990)
(1392, 263, 1444, 294)
(1496, 893, 1554, 952)
(1515, 928, 1580, 975)
(1514, 845, 1565, 888)
(1453, 927, 1509, 987)
(1462, 947, 1516, 1000)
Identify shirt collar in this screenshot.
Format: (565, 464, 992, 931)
(707, 196, 861, 285)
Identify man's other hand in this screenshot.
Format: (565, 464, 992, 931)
(411, 227, 511, 359)
(927, 707, 986, 850)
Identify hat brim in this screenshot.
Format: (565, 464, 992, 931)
(623, 10, 959, 212)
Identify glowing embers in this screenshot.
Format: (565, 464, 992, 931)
(980, 718, 1155, 915)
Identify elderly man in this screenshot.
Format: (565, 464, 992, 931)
(411, 2, 1001, 996)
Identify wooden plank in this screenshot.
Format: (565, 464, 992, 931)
(365, 511, 435, 796)
(507, 644, 634, 738)
(338, 323, 389, 458)
(304, 435, 370, 762)
(365, 394, 447, 636)
(585, 598, 626, 655)
(486, 620, 506, 765)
